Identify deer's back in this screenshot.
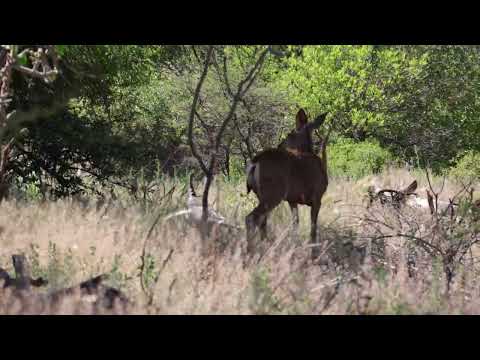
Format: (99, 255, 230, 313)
(247, 149, 327, 206)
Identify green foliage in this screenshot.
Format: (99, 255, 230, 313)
(274, 45, 480, 169)
(60, 45, 184, 101)
(108, 254, 132, 291)
(390, 301, 414, 315)
(380, 46, 480, 169)
(275, 45, 391, 132)
(46, 241, 71, 290)
(328, 138, 392, 179)
(26, 241, 132, 292)
(140, 253, 159, 291)
(23, 182, 42, 201)
(373, 264, 389, 284)
(8, 45, 480, 198)
(227, 156, 248, 183)
(27, 243, 44, 279)
(26, 241, 78, 290)
(249, 269, 283, 315)
(8, 45, 190, 197)
(55, 45, 67, 57)
(17, 52, 28, 66)
(448, 151, 480, 185)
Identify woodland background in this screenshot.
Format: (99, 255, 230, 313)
(1, 45, 480, 314)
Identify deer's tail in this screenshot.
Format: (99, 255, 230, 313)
(246, 162, 257, 194)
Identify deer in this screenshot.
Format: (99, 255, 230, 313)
(245, 109, 329, 260)
(367, 179, 477, 218)
(367, 180, 419, 209)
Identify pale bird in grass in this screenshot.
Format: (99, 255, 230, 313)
(186, 177, 226, 225)
(163, 175, 233, 229)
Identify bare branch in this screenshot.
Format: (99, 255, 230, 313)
(371, 233, 442, 256)
(239, 50, 268, 98)
(191, 45, 202, 65)
(233, 113, 254, 159)
(187, 45, 214, 175)
(195, 109, 213, 138)
(214, 47, 269, 154)
(222, 54, 233, 97)
(13, 64, 58, 81)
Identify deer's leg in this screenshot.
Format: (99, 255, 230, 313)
(259, 215, 268, 242)
(246, 204, 269, 254)
(310, 203, 321, 260)
(246, 199, 282, 254)
(289, 202, 299, 229)
(246, 207, 258, 254)
(288, 202, 299, 242)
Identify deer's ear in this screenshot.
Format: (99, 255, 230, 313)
(295, 109, 308, 130)
(309, 112, 328, 130)
(403, 180, 418, 194)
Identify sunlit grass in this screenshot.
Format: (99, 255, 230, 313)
(1, 167, 479, 314)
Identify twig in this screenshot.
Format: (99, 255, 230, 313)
(147, 248, 175, 306)
(139, 185, 176, 297)
(13, 65, 58, 81)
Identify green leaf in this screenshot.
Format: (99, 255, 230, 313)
(17, 52, 28, 66)
(10, 45, 18, 57)
(55, 45, 67, 57)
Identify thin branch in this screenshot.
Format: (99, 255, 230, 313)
(371, 233, 442, 256)
(424, 166, 440, 217)
(187, 45, 214, 175)
(139, 185, 176, 297)
(222, 54, 233, 97)
(214, 47, 268, 154)
(13, 64, 58, 80)
(439, 174, 447, 195)
(194, 110, 213, 138)
(233, 113, 254, 159)
(147, 248, 175, 306)
(190, 45, 202, 65)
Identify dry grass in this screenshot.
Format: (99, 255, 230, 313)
(1, 167, 480, 314)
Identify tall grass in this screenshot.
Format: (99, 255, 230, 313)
(1, 167, 480, 314)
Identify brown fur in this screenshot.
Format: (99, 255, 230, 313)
(246, 110, 329, 259)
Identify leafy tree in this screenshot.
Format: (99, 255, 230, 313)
(275, 45, 480, 170)
(5, 45, 190, 198)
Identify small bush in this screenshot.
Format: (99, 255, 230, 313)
(448, 150, 480, 186)
(46, 241, 74, 290)
(228, 156, 248, 183)
(328, 138, 392, 179)
(249, 269, 283, 315)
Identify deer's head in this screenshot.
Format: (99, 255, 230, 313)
(279, 109, 328, 155)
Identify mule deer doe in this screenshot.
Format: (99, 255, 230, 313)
(246, 109, 329, 259)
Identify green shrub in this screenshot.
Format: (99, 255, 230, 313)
(46, 241, 73, 290)
(249, 269, 283, 315)
(107, 254, 132, 291)
(448, 150, 480, 186)
(328, 138, 392, 179)
(228, 156, 247, 183)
